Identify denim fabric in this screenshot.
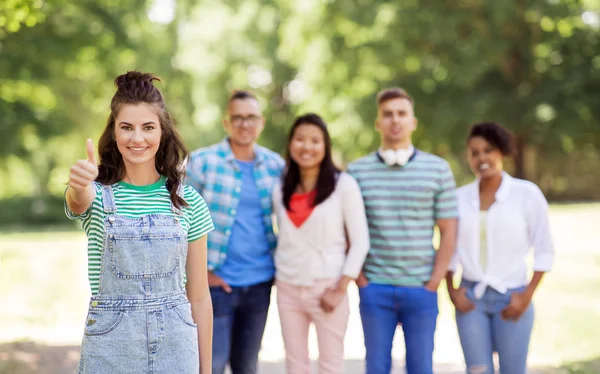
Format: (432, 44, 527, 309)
(455, 280, 534, 374)
(359, 283, 438, 374)
(78, 185, 199, 374)
(210, 280, 273, 374)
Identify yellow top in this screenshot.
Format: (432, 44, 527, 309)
(479, 210, 487, 271)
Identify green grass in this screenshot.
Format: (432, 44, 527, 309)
(0, 203, 599, 373)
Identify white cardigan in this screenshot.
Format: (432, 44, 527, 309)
(272, 173, 370, 286)
(450, 172, 554, 299)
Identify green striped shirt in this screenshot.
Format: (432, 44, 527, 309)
(65, 176, 214, 295)
(347, 151, 458, 286)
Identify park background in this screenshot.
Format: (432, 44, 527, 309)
(1, 0, 599, 373)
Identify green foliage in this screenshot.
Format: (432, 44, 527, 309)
(0, 195, 68, 227)
(0, 0, 196, 196)
(176, 0, 600, 196)
(1, 0, 599, 201)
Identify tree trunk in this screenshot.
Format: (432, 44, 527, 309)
(513, 135, 527, 180)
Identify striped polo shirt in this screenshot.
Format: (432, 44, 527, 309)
(347, 150, 458, 286)
(65, 176, 214, 295)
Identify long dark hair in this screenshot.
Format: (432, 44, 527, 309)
(282, 113, 340, 211)
(96, 71, 189, 209)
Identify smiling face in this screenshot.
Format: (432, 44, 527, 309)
(223, 98, 265, 147)
(114, 103, 162, 170)
(289, 123, 326, 171)
(467, 135, 504, 180)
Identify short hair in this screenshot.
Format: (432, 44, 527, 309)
(376, 87, 414, 106)
(228, 90, 258, 103)
(468, 122, 514, 156)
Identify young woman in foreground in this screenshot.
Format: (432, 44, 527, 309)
(65, 71, 214, 373)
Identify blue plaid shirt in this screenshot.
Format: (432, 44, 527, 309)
(185, 138, 285, 271)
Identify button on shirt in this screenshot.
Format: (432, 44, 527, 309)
(450, 172, 554, 299)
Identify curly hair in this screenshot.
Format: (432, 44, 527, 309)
(468, 122, 514, 156)
(96, 71, 189, 209)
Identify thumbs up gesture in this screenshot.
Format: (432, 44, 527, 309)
(69, 139, 99, 193)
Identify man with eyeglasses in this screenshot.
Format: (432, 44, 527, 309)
(186, 90, 284, 374)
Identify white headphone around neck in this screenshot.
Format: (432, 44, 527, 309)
(378, 146, 414, 166)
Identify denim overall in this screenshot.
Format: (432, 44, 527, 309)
(78, 185, 199, 374)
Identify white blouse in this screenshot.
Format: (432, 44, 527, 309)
(272, 173, 370, 286)
(449, 172, 554, 298)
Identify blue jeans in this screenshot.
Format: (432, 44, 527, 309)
(456, 280, 534, 374)
(359, 283, 438, 374)
(210, 279, 273, 374)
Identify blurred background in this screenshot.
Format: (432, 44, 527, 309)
(1, 0, 599, 373)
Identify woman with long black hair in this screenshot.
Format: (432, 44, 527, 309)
(272, 113, 369, 374)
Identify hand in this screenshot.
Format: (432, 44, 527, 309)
(207, 271, 231, 293)
(319, 288, 346, 313)
(69, 139, 99, 192)
(424, 278, 441, 292)
(449, 287, 475, 313)
(501, 291, 531, 321)
(355, 271, 369, 288)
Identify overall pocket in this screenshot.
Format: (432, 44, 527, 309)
(171, 303, 197, 328)
(108, 233, 183, 278)
(84, 310, 125, 336)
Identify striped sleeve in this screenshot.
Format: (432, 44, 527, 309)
(64, 183, 101, 221)
(184, 186, 214, 242)
(434, 162, 458, 219)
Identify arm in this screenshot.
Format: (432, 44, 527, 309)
(186, 236, 213, 374)
(445, 246, 460, 291)
(523, 271, 545, 300)
(66, 139, 98, 215)
(427, 162, 458, 291)
(345, 164, 369, 288)
(319, 175, 370, 313)
(66, 185, 97, 215)
(339, 175, 370, 290)
(445, 270, 457, 294)
(444, 269, 475, 312)
(426, 217, 457, 290)
(519, 185, 553, 299)
(502, 186, 553, 320)
(528, 185, 554, 273)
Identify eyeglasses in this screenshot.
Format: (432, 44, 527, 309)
(229, 115, 262, 127)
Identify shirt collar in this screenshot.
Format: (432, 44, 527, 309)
(469, 171, 513, 207)
(494, 172, 513, 201)
(217, 138, 264, 165)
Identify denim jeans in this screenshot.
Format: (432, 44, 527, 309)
(456, 280, 534, 374)
(359, 283, 438, 374)
(210, 279, 272, 374)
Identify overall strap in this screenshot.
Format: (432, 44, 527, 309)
(101, 184, 117, 214)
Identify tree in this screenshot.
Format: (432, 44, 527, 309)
(0, 0, 196, 196)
